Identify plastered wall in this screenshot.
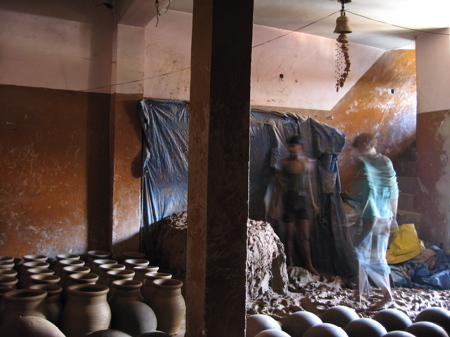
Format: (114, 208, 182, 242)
(415, 30, 450, 249)
(0, 3, 422, 258)
(144, 10, 385, 110)
(0, 86, 111, 257)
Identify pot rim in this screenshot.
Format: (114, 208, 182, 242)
(112, 279, 142, 289)
(67, 283, 109, 296)
(152, 278, 183, 289)
(29, 284, 63, 294)
(4, 288, 47, 302)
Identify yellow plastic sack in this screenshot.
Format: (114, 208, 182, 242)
(386, 223, 424, 264)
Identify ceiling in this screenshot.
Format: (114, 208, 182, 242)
(167, 0, 450, 50)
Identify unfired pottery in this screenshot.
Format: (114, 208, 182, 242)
(29, 284, 63, 327)
(149, 278, 185, 335)
(60, 283, 111, 337)
(1, 288, 50, 327)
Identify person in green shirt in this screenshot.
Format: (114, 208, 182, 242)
(352, 133, 399, 310)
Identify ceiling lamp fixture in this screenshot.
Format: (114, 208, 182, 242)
(334, 0, 352, 92)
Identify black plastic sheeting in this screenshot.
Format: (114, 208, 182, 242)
(139, 99, 352, 277)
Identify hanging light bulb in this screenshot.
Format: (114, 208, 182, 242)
(334, 0, 352, 92)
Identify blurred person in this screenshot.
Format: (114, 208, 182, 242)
(351, 133, 399, 310)
(280, 135, 319, 275)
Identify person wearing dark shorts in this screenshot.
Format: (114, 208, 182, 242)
(280, 135, 319, 275)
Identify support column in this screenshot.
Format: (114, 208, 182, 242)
(186, 0, 254, 336)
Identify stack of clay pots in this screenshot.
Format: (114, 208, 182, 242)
(247, 305, 450, 337)
(0, 251, 185, 337)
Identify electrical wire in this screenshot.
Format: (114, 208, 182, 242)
(252, 10, 340, 48)
(80, 8, 449, 92)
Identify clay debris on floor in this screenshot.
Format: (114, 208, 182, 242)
(247, 267, 450, 322)
(156, 214, 450, 323)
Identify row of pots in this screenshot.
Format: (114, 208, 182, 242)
(0, 251, 185, 336)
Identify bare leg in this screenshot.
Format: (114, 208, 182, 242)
(297, 219, 319, 275)
(368, 272, 393, 310)
(285, 222, 296, 269)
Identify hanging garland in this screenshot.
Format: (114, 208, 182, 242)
(335, 33, 351, 92)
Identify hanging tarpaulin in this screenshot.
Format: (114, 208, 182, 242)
(138, 99, 351, 276)
(139, 99, 189, 261)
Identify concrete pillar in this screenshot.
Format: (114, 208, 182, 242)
(415, 28, 450, 250)
(186, 0, 254, 336)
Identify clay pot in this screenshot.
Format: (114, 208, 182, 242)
(321, 306, 359, 328)
(29, 284, 63, 326)
(124, 258, 150, 270)
(23, 254, 48, 263)
(0, 316, 65, 337)
(109, 280, 143, 305)
(373, 308, 412, 332)
(281, 311, 323, 337)
(61, 265, 91, 289)
(60, 283, 111, 337)
(0, 286, 12, 318)
(22, 260, 49, 269)
(110, 301, 157, 336)
(56, 253, 80, 261)
(142, 272, 172, 306)
(92, 259, 119, 276)
(0, 261, 14, 270)
(63, 273, 99, 304)
(254, 329, 292, 337)
(98, 264, 125, 286)
(0, 269, 17, 278)
(106, 269, 135, 289)
(405, 321, 449, 337)
(86, 329, 132, 337)
(54, 254, 81, 274)
(19, 267, 54, 288)
(0, 256, 14, 263)
(0, 275, 18, 288)
(68, 272, 99, 286)
(123, 251, 146, 261)
(133, 266, 160, 283)
(29, 274, 61, 286)
(86, 250, 112, 269)
(344, 318, 387, 337)
(247, 314, 282, 337)
(56, 259, 85, 278)
(303, 323, 348, 337)
(149, 278, 186, 335)
(383, 331, 417, 337)
(1, 288, 50, 327)
(0, 257, 14, 272)
(20, 261, 50, 280)
(415, 307, 450, 335)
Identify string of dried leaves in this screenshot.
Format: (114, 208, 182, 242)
(335, 33, 351, 92)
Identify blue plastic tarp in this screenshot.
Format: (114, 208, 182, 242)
(139, 99, 351, 276)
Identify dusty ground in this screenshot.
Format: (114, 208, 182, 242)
(157, 213, 450, 326)
(246, 267, 450, 322)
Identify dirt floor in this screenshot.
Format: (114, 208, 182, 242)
(156, 213, 450, 327)
(246, 266, 450, 322)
